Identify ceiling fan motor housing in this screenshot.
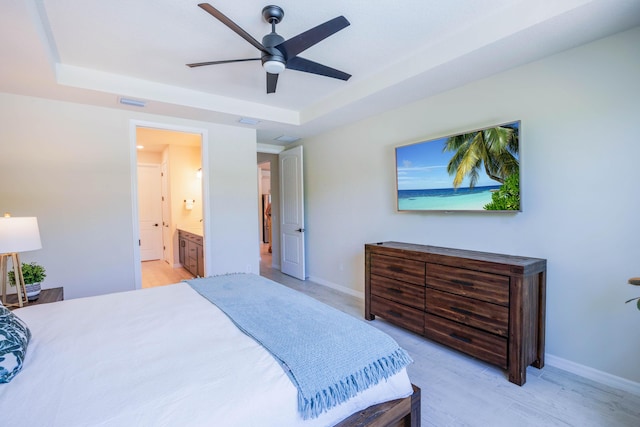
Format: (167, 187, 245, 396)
(261, 32, 286, 73)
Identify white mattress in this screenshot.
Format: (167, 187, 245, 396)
(0, 283, 413, 426)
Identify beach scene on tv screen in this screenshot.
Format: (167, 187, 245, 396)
(396, 121, 520, 211)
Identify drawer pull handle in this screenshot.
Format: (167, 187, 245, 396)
(388, 266, 404, 273)
(450, 306, 473, 316)
(450, 333, 472, 343)
(452, 279, 474, 287)
(388, 288, 403, 294)
(388, 310, 403, 318)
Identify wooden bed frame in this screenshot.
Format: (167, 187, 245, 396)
(336, 384, 421, 427)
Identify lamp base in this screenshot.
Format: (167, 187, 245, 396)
(1, 253, 29, 308)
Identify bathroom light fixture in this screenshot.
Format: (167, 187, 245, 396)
(119, 97, 147, 107)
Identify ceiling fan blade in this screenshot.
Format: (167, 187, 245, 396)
(187, 58, 261, 68)
(285, 56, 351, 81)
(276, 16, 350, 59)
(198, 3, 269, 54)
(266, 72, 279, 94)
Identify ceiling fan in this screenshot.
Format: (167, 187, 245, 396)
(187, 3, 351, 94)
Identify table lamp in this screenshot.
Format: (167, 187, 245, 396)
(0, 214, 42, 308)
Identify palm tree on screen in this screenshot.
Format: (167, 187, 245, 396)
(444, 125, 519, 189)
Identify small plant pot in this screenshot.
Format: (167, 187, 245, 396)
(25, 283, 41, 301)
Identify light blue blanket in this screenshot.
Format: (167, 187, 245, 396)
(186, 274, 412, 419)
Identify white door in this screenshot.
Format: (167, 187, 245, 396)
(138, 164, 163, 261)
(279, 146, 305, 279)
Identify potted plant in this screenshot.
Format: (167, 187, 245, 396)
(8, 262, 46, 301)
(627, 277, 640, 311)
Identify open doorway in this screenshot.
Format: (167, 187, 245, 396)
(258, 161, 272, 270)
(257, 152, 279, 275)
(135, 126, 204, 288)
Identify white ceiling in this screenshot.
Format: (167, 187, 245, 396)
(2, 0, 639, 146)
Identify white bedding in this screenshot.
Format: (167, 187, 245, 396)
(0, 283, 413, 426)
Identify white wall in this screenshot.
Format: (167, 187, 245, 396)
(206, 125, 260, 276)
(0, 94, 258, 299)
(301, 27, 640, 385)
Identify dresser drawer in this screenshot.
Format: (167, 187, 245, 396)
(188, 258, 198, 274)
(425, 288, 508, 337)
(371, 254, 425, 286)
(426, 264, 509, 306)
(179, 230, 203, 244)
(424, 314, 507, 368)
(371, 274, 425, 310)
(371, 295, 424, 335)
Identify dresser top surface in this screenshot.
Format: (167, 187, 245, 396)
(366, 241, 546, 270)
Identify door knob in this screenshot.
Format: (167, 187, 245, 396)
(296, 228, 305, 232)
(154, 223, 159, 227)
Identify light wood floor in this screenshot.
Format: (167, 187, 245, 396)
(142, 251, 640, 426)
(141, 260, 193, 288)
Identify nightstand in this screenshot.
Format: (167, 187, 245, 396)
(5, 287, 64, 310)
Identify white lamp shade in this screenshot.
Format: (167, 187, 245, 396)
(0, 217, 42, 254)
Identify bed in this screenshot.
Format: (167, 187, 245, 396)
(0, 274, 420, 426)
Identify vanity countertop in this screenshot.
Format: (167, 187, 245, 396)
(178, 226, 203, 237)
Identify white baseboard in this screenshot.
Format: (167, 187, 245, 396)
(306, 275, 363, 299)
(544, 354, 640, 396)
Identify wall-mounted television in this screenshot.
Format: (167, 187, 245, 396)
(395, 121, 520, 212)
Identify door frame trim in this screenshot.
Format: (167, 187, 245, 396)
(129, 119, 210, 290)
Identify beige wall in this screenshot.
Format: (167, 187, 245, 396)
(0, 94, 259, 299)
(167, 144, 202, 266)
(301, 27, 640, 385)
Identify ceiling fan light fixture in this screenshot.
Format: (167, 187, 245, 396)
(263, 60, 285, 74)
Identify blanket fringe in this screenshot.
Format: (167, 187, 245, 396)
(298, 348, 413, 420)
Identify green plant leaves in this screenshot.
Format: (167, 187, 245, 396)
(7, 262, 46, 286)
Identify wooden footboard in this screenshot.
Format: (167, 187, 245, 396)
(335, 384, 421, 427)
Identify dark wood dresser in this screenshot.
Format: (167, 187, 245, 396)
(365, 242, 546, 385)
